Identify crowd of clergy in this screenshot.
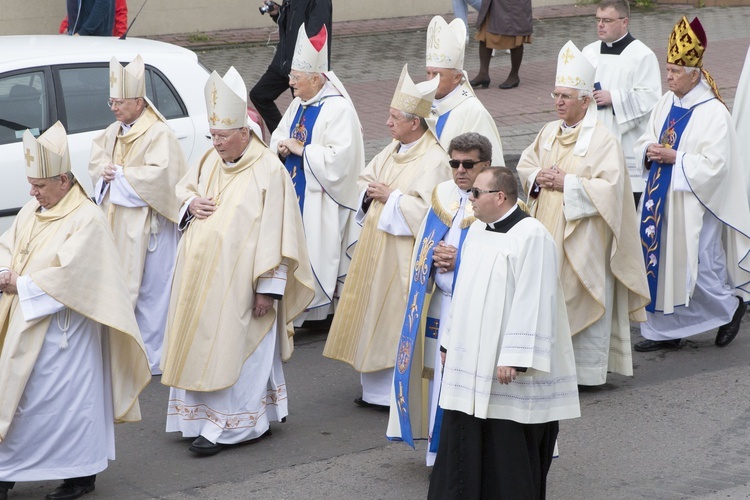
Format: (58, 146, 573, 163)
(2, 1, 750, 498)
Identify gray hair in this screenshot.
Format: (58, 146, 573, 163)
(399, 110, 428, 131)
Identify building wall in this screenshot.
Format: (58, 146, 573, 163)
(0, 0, 573, 37)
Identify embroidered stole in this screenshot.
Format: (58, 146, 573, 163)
(285, 101, 325, 213)
(640, 100, 711, 311)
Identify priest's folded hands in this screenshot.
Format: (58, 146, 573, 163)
(538, 165, 566, 192)
(496, 365, 518, 385)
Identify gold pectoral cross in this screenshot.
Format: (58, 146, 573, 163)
(19, 245, 30, 261)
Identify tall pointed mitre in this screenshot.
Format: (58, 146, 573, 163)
(110, 55, 146, 99)
(205, 67, 248, 131)
(555, 40, 595, 91)
(553, 41, 597, 156)
(390, 64, 440, 119)
(425, 16, 466, 70)
(667, 16, 706, 68)
(23, 121, 71, 178)
(291, 24, 328, 73)
(667, 16, 723, 104)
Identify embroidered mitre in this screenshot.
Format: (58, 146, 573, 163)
(110, 55, 145, 99)
(291, 24, 328, 73)
(23, 121, 71, 178)
(425, 16, 466, 70)
(390, 64, 440, 119)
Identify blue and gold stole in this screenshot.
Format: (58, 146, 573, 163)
(393, 199, 471, 448)
(436, 110, 451, 140)
(640, 98, 713, 312)
(284, 100, 326, 213)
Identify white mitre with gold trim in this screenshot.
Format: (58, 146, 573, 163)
(291, 24, 328, 73)
(110, 55, 146, 99)
(23, 121, 71, 178)
(205, 67, 248, 131)
(555, 40, 595, 91)
(390, 64, 440, 119)
(425, 16, 466, 70)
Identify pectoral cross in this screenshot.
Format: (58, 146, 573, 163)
(19, 245, 30, 261)
(110, 70, 118, 88)
(24, 148, 35, 167)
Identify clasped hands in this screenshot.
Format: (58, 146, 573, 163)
(188, 197, 217, 220)
(102, 163, 121, 183)
(536, 165, 566, 192)
(646, 143, 677, 165)
(440, 350, 518, 385)
(433, 241, 457, 273)
(277, 139, 304, 159)
(365, 181, 393, 204)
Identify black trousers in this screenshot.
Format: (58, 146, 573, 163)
(428, 410, 559, 500)
(249, 65, 292, 136)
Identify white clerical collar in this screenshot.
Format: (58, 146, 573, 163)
(488, 204, 518, 228)
(433, 84, 462, 106)
(120, 118, 138, 133)
(302, 80, 337, 106)
(673, 79, 712, 108)
(458, 188, 470, 200)
(398, 139, 418, 154)
(605, 32, 629, 48)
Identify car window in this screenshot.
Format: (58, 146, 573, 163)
(0, 71, 47, 145)
(58, 66, 112, 134)
(147, 68, 188, 120)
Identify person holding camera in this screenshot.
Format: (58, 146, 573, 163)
(250, 0, 332, 136)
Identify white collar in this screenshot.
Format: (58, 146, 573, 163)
(488, 204, 518, 228)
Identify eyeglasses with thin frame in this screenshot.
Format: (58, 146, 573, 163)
(594, 17, 625, 24)
(551, 92, 575, 101)
(206, 129, 240, 144)
(107, 98, 137, 108)
(288, 73, 306, 82)
(470, 188, 501, 198)
(449, 159, 484, 169)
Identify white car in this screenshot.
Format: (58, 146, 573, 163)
(0, 35, 215, 232)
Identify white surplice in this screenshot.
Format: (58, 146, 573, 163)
(583, 36, 661, 192)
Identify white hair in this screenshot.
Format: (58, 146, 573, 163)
(578, 89, 593, 100)
(683, 66, 700, 75)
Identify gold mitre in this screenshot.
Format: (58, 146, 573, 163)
(555, 40, 595, 91)
(390, 64, 440, 119)
(110, 55, 145, 99)
(667, 16, 706, 67)
(425, 16, 466, 70)
(291, 24, 329, 73)
(23, 121, 71, 178)
(205, 67, 248, 130)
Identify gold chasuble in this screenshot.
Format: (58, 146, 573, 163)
(324, 132, 452, 373)
(517, 121, 649, 336)
(89, 106, 188, 304)
(0, 184, 150, 440)
(161, 136, 315, 392)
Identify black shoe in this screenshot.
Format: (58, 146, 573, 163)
(633, 339, 682, 352)
(499, 78, 520, 89)
(45, 482, 95, 500)
(716, 297, 747, 347)
(189, 435, 224, 456)
(354, 396, 389, 411)
(470, 78, 491, 89)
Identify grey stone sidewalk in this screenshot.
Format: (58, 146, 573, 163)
(194, 6, 750, 164)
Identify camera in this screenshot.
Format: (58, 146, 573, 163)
(259, 1, 276, 14)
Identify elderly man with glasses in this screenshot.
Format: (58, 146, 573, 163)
(427, 166, 580, 499)
(160, 67, 314, 456)
(582, 0, 661, 205)
(386, 132, 495, 466)
(517, 41, 649, 388)
(89, 56, 188, 375)
(324, 65, 451, 411)
(270, 24, 364, 327)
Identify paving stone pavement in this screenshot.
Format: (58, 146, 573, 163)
(190, 5, 750, 165)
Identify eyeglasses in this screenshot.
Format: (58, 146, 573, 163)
(449, 159, 484, 169)
(551, 92, 575, 101)
(594, 17, 625, 24)
(470, 188, 500, 198)
(288, 73, 307, 82)
(207, 129, 240, 144)
(107, 98, 137, 108)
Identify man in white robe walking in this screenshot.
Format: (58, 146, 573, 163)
(0, 122, 150, 500)
(428, 166, 579, 498)
(425, 16, 504, 166)
(270, 24, 364, 324)
(582, 0, 661, 204)
(89, 55, 189, 374)
(633, 17, 750, 352)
